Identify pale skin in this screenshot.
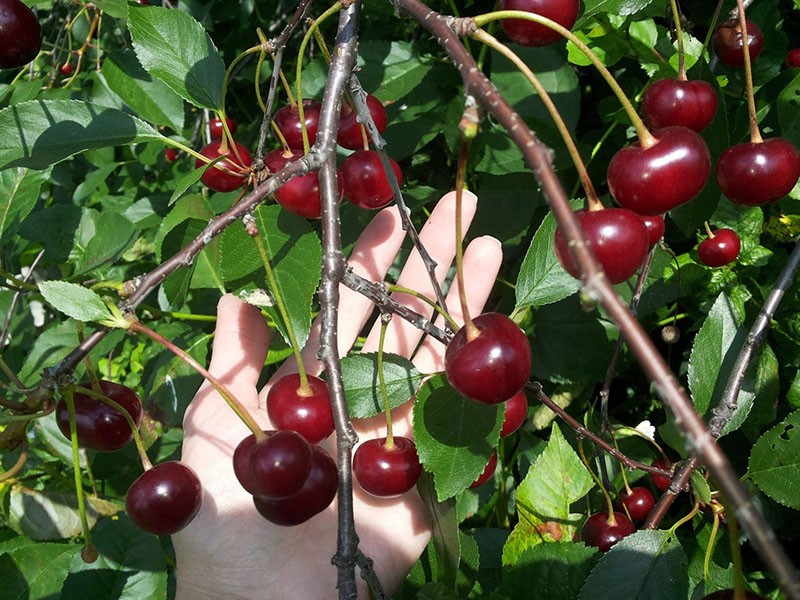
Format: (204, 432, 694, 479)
(173, 191, 503, 599)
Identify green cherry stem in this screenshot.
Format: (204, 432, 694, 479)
(386, 284, 460, 331)
(668, 0, 687, 79)
(471, 12, 656, 147)
(578, 439, 617, 523)
(703, 503, 723, 581)
(454, 139, 479, 340)
(726, 498, 749, 600)
(377, 313, 395, 450)
(736, 0, 763, 144)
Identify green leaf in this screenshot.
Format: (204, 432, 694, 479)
(418, 472, 460, 592)
(0, 168, 48, 245)
(0, 100, 161, 170)
(748, 410, 800, 509)
(778, 72, 800, 144)
(340, 353, 424, 418)
(38, 281, 111, 322)
(578, 530, 689, 600)
(169, 164, 208, 206)
(73, 210, 138, 275)
(0, 542, 79, 600)
(503, 542, 598, 600)
(128, 5, 225, 111)
(582, 0, 657, 17)
(515, 207, 581, 309)
(690, 470, 712, 504)
(93, 0, 128, 18)
(413, 375, 503, 501)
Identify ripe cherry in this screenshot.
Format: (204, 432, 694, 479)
(470, 452, 498, 489)
(338, 95, 388, 150)
(716, 138, 800, 206)
(607, 126, 710, 215)
(195, 140, 252, 193)
(253, 445, 338, 526)
(126, 461, 202, 536)
(208, 116, 237, 139)
(164, 148, 177, 163)
(55, 380, 144, 452)
(60, 62, 74, 76)
(640, 78, 717, 132)
(445, 312, 531, 405)
(353, 437, 422, 498)
(641, 214, 665, 249)
(698, 228, 741, 268)
(615, 486, 655, 523)
(232, 430, 312, 498)
(500, 390, 527, 438)
(267, 373, 334, 444)
(650, 457, 673, 492)
(0, 0, 42, 69)
(554, 208, 650, 284)
(713, 18, 764, 67)
(264, 148, 343, 219)
(497, 0, 580, 47)
(340, 149, 403, 210)
(786, 48, 800, 68)
(580, 511, 635, 552)
(273, 99, 321, 151)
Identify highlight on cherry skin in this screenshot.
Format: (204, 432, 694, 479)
(353, 436, 423, 498)
(125, 461, 203, 536)
(580, 510, 636, 552)
(232, 429, 313, 498)
(267, 373, 335, 444)
(497, 0, 581, 47)
(697, 228, 741, 268)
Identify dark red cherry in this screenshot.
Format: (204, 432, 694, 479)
(615, 486, 655, 523)
(580, 511, 635, 552)
(713, 18, 764, 67)
(641, 214, 665, 249)
(60, 61, 73, 76)
(641, 78, 717, 132)
(126, 461, 202, 535)
(650, 457, 673, 492)
(253, 445, 338, 526)
(263, 149, 343, 219)
(470, 452, 498, 489)
(716, 138, 800, 206)
(195, 140, 252, 193)
(500, 390, 527, 438)
(164, 148, 177, 163)
(607, 126, 710, 215)
(267, 373, 334, 444)
(55, 380, 144, 452)
(353, 437, 422, 497)
(701, 591, 768, 600)
(340, 149, 403, 210)
(208, 116, 237, 139)
(497, 0, 580, 47)
(445, 312, 531, 405)
(337, 95, 388, 150)
(698, 228, 741, 268)
(232, 430, 312, 498)
(554, 208, 650, 284)
(0, 0, 42, 69)
(786, 48, 800, 68)
(273, 99, 321, 151)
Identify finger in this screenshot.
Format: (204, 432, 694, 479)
(412, 235, 503, 374)
(361, 190, 478, 358)
(184, 294, 270, 435)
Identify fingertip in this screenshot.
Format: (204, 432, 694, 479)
(208, 294, 270, 379)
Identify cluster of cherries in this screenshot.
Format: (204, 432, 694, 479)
(54, 380, 203, 536)
(193, 94, 400, 219)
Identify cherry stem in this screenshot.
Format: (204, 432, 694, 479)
(704, 505, 722, 581)
(76, 322, 101, 394)
(704, 221, 715, 238)
(254, 29, 270, 113)
(470, 29, 600, 206)
(668, 0, 687, 79)
(220, 44, 262, 131)
(702, 0, 726, 54)
(578, 439, 616, 523)
(666, 500, 700, 537)
(470, 12, 656, 147)
(736, 0, 763, 143)
(387, 284, 460, 331)
(127, 320, 266, 443)
(376, 313, 395, 449)
(726, 498, 749, 600)
(0, 438, 28, 483)
(0, 355, 26, 391)
(454, 139, 478, 339)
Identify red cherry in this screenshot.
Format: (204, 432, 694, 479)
(208, 116, 237, 139)
(273, 99, 321, 151)
(615, 486, 655, 523)
(500, 390, 528, 438)
(0, 0, 42, 69)
(497, 0, 580, 47)
(786, 48, 800, 68)
(641, 214, 665, 249)
(353, 437, 422, 498)
(445, 312, 531, 405)
(164, 148, 177, 162)
(650, 457, 672, 492)
(713, 18, 764, 67)
(337, 95, 388, 150)
(195, 140, 252, 193)
(340, 149, 403, 210)
(607, 126, 710, 215)
(554, 208, 650, 284)
(470, 452, 498, 488)
(267, 373, 334, 444)
(126, 461, 202, 535)
(716, 138, 800, 206)
(640, 78, 717, 132)
(60, 62, 74, 76)
(580, 511, 635, 552)
(264, 148, 343, 219)
(232, 430, 313, 498)
(253, 445, 338, 526)
(698, 228, 741, 268)
(55, 380, 144, 452)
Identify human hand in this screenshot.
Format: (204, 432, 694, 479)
(172, 191, 503, 599)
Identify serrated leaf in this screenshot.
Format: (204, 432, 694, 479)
(413, 375, 502, 501)
(0, 168, 48, 245)
(341, 353, 424, 418)
(503, 542, 598, 600)
(418, 472, 460, 592)
(748, 410, 800, 509)
(0, 542, 79, 600)
(578, 530, 688, 600)
(38, 281, 111, 322)
(73, 210, 137, 275)
(690, 470, 712, 504)
(0, 100, 161, 170)
(128, 5, 224, 111)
